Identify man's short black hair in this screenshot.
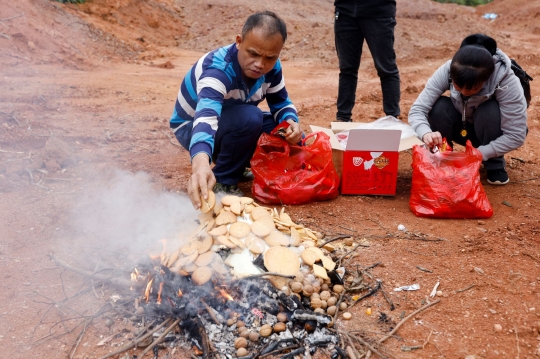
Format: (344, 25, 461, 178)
(242, 11, 287, 42)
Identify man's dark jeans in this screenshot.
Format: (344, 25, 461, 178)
(175, 104, 277, 186)
(428, 96, 505, 170)
(334, 14, 401, 120)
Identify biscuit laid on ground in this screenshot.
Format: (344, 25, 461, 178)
(264, 247, 300, 289)
(229, 222, 251, 239)
(251, 207, 272, 221)
(200, 190, 216, 214)
(197, 235, 214, 255)
(251, 221, 272, 237)
(192, 266, 213, 285)
(221, 195, 241, 206)
(215, 211, 237, 226)
(194, 251, 216, 267)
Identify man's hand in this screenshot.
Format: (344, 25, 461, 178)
(187, 153, 215, 210)
(284, 119, 303, 144)
(422, 131, 443, 149)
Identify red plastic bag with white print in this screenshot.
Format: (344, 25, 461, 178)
(409, 140, 493, 218)
(250, 125, 340, 205)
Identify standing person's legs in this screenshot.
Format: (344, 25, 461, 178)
(362, 17, 400, 117)
(212, 104, 265, 186)
(334, 13, 364, 122)
(472, 99, 505, 171)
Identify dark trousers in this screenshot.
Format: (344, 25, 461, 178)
(428, 97, 505, 170)
(334, 14, 401, 120)
(175, 104, 277, 186)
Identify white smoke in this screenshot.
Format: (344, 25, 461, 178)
(71, 169, 199, 255)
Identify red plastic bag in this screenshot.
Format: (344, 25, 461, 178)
(250, 131, 340, 205)
(409, 140, 493, 218)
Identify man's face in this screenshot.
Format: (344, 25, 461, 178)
(236, 28, 284, 81)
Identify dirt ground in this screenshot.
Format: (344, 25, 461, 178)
(1, 0, 540, 358)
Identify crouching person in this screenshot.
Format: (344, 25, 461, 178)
(170, 11, 303, 209)
(408, 33, 528, 185)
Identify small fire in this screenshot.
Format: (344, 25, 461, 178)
(131, 268, 139, 282)
(177, 289, 183, 297)
(145, 278, 153, 303)
(157, 282, 164, 305)
(219, 289, 234, 301)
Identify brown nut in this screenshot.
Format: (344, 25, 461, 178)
(327, 297, 337, 307)
(320, 290, 331, 301)
(248, 332, 260, 342)
(321, 283, 329, 291)
(239, 330, 249, 339)
(302, 284, 314, 297)
(234, 337, 248, 349)
(273, 322, 286, 333)
(321, 300, 328, 309)
(237, 348, 248, 357)
(314, 308, 326, 314)
(294, 271, 305, 282)
(227, 318, 236, 326)
(312, 284, 321, 294)
(333, 284, 345, 294)
(339, 302, 348, 310)
(310, 297, 323, 309)
(237, 320, 246, 328)
(277, 312, 288, 323)
(260, 324, 272, 337)
(342, 312, 352, 320)
(310, 293, 320, 300)
(326, 306, 337, 316)
(290, 281, 303, 293)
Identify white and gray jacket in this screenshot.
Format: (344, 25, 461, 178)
(408, 49, 528, 161)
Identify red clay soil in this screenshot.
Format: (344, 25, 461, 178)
(1, 0, 539, 358)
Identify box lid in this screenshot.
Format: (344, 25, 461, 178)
(345, 129, 402, 152)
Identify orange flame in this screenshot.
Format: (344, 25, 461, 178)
(157, 282, 164, 305)
(145, 278, 153, 303)
(219, 289, 234, 301)
(177, 289, 183, 297)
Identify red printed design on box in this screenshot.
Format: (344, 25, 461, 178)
(340, 129, 401, 196)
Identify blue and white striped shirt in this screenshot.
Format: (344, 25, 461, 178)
(170, 44, 299, 161)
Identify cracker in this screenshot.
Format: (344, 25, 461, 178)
(221, 195, 241, 206)
(265, 230, 290, 247)
(248, 237, 266, 254)
(251, 207, 271, 221)
(200, 190, 216, 214)
(300, 248, 319, 266)
(229, 221, 251, 239)
(215, 211, 237, 226)
(192, 266, 213, 285)
(194, 251, 216, 267)
(208, 225, 228, 237)
(251, 221, 272, 237)
(230, 201, 245, 216)
(197, 235, 213, 254)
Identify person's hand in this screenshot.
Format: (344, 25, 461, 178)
(284, 119, 303, 144)
(187, 153, 216, 210)
(422, 131, 443, 149)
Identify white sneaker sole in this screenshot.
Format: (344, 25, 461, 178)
(487, 178, 510, 185)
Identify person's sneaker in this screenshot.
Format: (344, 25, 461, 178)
(239, 168, 254, 182)
(213, 182, 244, 196)
(336, 117, 352, 122)
(487, 168, 510, 185)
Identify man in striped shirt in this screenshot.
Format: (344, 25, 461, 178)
(171, 11, 302, 210)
